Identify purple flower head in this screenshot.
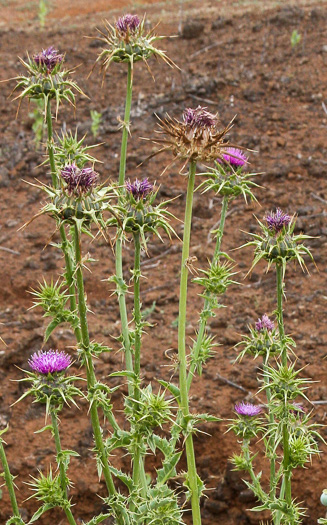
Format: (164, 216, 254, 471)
(235, 402, 262, 417)
(218, 147, 248, 168)
(255, 314, 274, 332)
(29, 350, 71, 374)
(33, 46, 64, 72)
(126, 178, 153, 200)
(61, 163, 98, 196)
(183, 106, 218, 130)
(265, 208, 291, 234)
(116, 14, 141, 34)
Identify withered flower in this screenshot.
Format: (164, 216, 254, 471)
(149, 106, 243, 169)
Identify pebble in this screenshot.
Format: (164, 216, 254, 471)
(181, 19, 205, 39)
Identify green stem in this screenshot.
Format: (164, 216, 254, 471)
(0, 438, 21, 519)
(178, 160, 202, 525)
(45, 100, 81, 343)
(131, 231, 147, 496)
(263, 354, 276, 498)
(133, 231, 142, 402)
(50, 411, 77, 525)
(276, 262, 292, 506)
(186, 195, 229, 392)
(119, 62, 133, 187)
(46, 98, 58, 189)
(276, 264, 286, 367)
(74, 225, 120, 511)
(115, 61, 134, 396)
(60, 225, 82, 343)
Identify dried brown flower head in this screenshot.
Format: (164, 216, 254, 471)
(148, 106, 242, 169)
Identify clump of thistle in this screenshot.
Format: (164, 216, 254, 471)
(236, 314, 284, 360)
(199, 146, 259, 202)
(265, 208, 291, 234)
(126, 177, 153, 200)
(33, 46, 64, 73)
(126, 385, 173, 433)
(61, 163, 98, 196)
(28, 349, 71, 374)
(50, 129, 101, 169)
(230, 402, 264, 439)
(106, 178, 176, 249)
(11, 46, 84, 116)
(16, 350, 82, 415)
(242, 208, 314, 274)
(255, 314, 274, 332)
(150, 106, 244, 169)
(25, 162, 115, 228)
(30, 278, 79, 342)
(116, 14, 141, 35)
(92, 14, 175, 76)
(27, 465, 68, 510)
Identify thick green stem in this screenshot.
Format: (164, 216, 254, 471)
(50, 411, 77, 525)
(276, 264, 286, 367)
(118, 62, 133, 187)
(46, 98, 58, 189)
(74, 225, 119, 510)
(178, 160, 202, 525)
(133, 231, 142, 402)
(187, 195, 229, 392)
(263, 354, 276, 498)
(131, 231, 147, 496)
(115, 61, 134, 396)
(276, 263, 292, 506)
(214, 195, 229, 257)
(0, 438, 21, 519)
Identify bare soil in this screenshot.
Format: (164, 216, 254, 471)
(1, 1, 327, 524)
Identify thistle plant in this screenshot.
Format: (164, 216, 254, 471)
(232, 210, 322, 524)
(1, 12, 323, 525)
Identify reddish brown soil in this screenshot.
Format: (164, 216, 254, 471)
(1, 1, 327, 524)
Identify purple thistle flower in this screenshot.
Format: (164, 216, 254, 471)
(116, 14, 140, 34)
(265, 208, 291, 233)
(235, 402, 262, 417)
(33, 46, 64, 72)
(126, 178, 153, 200)
(183, 106, 218, 130)
(218, 147, 248, 168)
(255, 314, 274, 332)
(29, 350, 71, 374)
(61, 163, 98, 196)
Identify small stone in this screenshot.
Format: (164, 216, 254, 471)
(181, 19, 205, 39)
(204, 500, 228, 515)
(239, 489, 257, 503)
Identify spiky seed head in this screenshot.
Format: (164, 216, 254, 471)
(183, 106, 218, 130)
(235, 402, 262, 417)
(152, 106, 242, 164)
(265, 208, 291, 234)
(255, 314, 274, 332)
(61, 163, 98, 196)
(28, 350, 71, 374)
(126, 178, 153, 200)
(93, 15, 176, 73)
(33, 46, 64, 72)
